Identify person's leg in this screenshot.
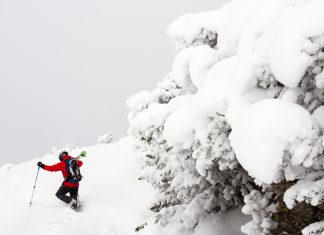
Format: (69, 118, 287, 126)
(69, 186, 79, 201)
(55, 185, 73, 204)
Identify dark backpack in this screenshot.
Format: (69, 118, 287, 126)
(65, 158, 83, 183)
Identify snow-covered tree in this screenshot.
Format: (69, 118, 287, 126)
(128, 88, 254, 231)
(128, 0, 324, 234)
(98, 132, 114, 144)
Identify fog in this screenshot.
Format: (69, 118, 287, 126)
(0, 0, 230, 165)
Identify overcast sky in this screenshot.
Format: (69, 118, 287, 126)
(0, 0, 230, 166)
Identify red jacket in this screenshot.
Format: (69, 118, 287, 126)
(44, 155, 83, 188)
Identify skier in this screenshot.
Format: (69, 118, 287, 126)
(37, 151, 83, 210)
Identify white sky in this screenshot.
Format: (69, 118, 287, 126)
(0, 0, 230, 166)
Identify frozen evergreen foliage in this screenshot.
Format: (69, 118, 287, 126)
(98, 132, 114, 144)
(167, 12, 219, 50)
(129, 101, 254, 231)
(302, 221, 324, 235)
(241, 190, 276, 235)
(128, 0, 324, 234)
(284, 178, 324, 209)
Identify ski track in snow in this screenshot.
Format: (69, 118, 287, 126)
(0, 137, 247, 235)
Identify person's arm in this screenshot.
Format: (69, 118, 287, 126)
(43, 162, 64, 172)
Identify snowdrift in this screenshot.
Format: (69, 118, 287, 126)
(0, 138, 154, 235)
(0, 138, 247, 235)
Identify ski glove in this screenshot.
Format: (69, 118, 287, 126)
(37, 162, 45, 169)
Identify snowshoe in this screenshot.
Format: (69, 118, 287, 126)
(68, 199, 78, 210)
(70, 199, 82, 212)
(74, 203, 82, 212)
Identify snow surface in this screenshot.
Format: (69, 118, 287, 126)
(0, 138, 247, 235)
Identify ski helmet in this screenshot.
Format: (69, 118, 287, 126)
(59, 151, 68, 161)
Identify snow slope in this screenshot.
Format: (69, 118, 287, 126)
(0, 137, 248, 235)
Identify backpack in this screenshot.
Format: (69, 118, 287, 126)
(65, 158, 83, 183)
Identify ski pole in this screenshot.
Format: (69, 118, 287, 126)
(29, 166, 40, 207)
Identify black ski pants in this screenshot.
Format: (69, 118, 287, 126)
(55, 184, 79, 204)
